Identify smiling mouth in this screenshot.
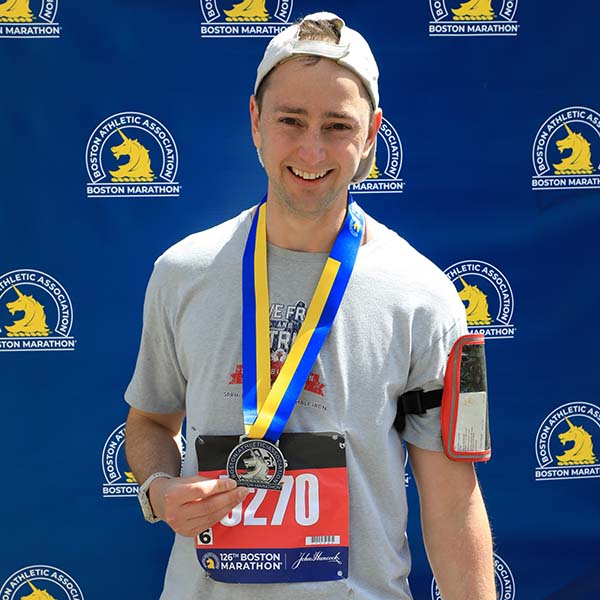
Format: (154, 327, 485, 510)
(289, 167, 331, 181)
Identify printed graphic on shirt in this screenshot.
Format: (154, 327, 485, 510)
(531, 106, 600, 191)
(0, 0, 60, 38)
(350, 116, 405, 195)
(445, 260, 515, 340)
(86, 112, 180, 198)
(0, 565, 84, 600)
(428, 0, 518, 36)
(431, 553, 515, 598)
(535, 402, 600, 481)
(0, 269, 76, 352)
(229, 300, 326, 401)
(199, 0, 293, 38)
(102, 422, 187, 498)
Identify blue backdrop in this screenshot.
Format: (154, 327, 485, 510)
(1, 1, 599, 598)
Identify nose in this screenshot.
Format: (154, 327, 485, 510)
(296, 127, 326, 166)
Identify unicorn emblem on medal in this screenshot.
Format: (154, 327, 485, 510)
(227, 437, 287, 490)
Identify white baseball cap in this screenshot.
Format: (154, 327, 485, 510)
(254, 12, 380, 183)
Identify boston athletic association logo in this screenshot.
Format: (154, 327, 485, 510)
(200, 0, 293, 38)
(350, 116, 404, 195)
(0, 269, 76, 352)
(102, 422, 186, 498)
(432, 553, 515, 599)
(535, 402, 600, 481)
(0, 565, 84, 600)
(531, 106, 600, 191)
(102, 422, 138, 498)
(0, 0, 60, 38)
(86, 112, 180, 199)
(445, 260, 515, 340)
(429, 0, 518, 36)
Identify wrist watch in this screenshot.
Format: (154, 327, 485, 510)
(137, 472, 174, 523)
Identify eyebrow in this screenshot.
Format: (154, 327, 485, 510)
(273, 105, 357, 121)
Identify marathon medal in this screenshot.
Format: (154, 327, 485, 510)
(226, 437, 286, 490)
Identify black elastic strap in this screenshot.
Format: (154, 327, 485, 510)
(394, 389, 443, 433)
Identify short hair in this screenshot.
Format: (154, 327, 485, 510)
(255, 17, 373, 117)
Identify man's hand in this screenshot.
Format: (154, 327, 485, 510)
(149, 475, 249, 537)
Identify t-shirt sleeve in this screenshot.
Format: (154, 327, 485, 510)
(402, 302, 469, 452)
(125, 258, 187, 414)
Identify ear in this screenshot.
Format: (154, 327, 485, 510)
(249, 95, 262, 150)
(362, 108, 383, 159)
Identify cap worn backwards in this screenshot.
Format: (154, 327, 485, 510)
(254, 12, 380, 183)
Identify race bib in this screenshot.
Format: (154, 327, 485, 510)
(195, 432, 349, 584)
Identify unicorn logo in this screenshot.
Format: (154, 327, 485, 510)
(224, 0, 269, 22)
(457, 277, 492, 325)
(368, 158, 381, 179)
(556, 418, 597, 466)
(109, 128, 155, 182)
(452, 0, 494, 20)
(553, 123, 594, 175)
(238, 448, 273, 482)
(20, 580, 57, 600)
(0, 0, 33, 22)
(4, 286, 50, 337)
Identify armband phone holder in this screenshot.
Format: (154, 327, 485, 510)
(395, 334, 490, 463)
(441, 334, 491, 462)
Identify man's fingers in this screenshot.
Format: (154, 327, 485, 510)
(165, 486, 249, 537)
(172, 476, 238, 503)
(182, 486, 249, 519)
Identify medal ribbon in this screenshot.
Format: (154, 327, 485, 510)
(242, 196, 364, 442)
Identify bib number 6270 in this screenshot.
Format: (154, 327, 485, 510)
(221, 473, 319, 527)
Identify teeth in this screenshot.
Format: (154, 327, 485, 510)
(291, 167, 328, 180)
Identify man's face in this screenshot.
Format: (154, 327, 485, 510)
(250, 57, 381, 219)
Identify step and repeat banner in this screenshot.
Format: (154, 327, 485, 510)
(1, 1, 599, 599)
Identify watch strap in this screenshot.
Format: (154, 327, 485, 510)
(138, 471, 174, 523)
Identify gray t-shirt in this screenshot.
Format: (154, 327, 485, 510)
(126, 206, 467, 600)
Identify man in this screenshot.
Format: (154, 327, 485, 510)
(125, 11, 495, 599)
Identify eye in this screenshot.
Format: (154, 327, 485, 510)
(328, 122, 352, 131)
(279, 117, 300, 126)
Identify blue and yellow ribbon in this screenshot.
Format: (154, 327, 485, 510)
(242, 196, 364, 442)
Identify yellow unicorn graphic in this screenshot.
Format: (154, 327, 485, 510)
(556, 418, 597, 466)
(224, 0, 269, 22)
(125, 471, 137, 483)
(5, 285, 50, 337)
(553, 123, 594, 175)
(20, 580, 57, 600)
(457, 277, 492, 325)
(452, 0, 495, 20)
(368, 159, 381, 179)
(109, 128, 155, 183)
(0, 0, 33, 22)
